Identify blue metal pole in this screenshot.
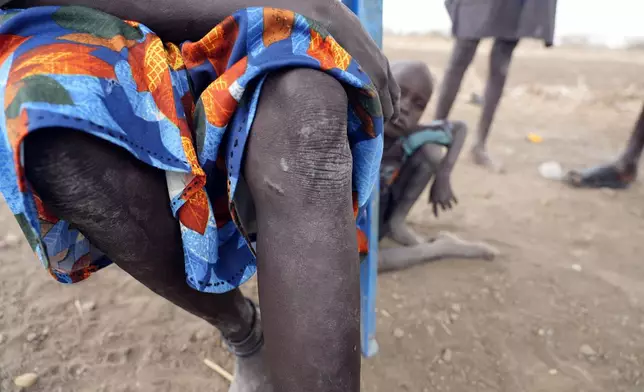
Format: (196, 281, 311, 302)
(342, 0, 382, 359)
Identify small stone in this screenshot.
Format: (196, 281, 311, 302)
(441, 348, 452, 363)
(380, 309, 391, 318)
(1, 233, 21, 248)
(426, 325, 436, 337)
(571, 264, 582, 272)
(449, 313, 460, 322)
(26, 332, 38, 342)
(537, 328, 546, 336)
(392, 293, 402, 300)
(193, 329, 209, 341)
(0, 333, 6, 345)
(14, 373, 38, 388)
(42, 327, 50, 336)
(549, 368, 558, 375)
(450, 304, 461, 313)
(81, 301, 96, 312)
(393, 328, 405, 339)
(179, 344, 188, 353)
(579, 344, 597, 357)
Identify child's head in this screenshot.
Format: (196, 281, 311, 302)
(391, 61, 434, 130)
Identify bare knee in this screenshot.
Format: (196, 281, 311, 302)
(245, 68, 352, 210)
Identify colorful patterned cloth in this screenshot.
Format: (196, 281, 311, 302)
(0, 6, 383, 293)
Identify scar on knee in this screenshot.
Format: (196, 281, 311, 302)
(264, 176, 285, 195)
(280, 158, 289, 172)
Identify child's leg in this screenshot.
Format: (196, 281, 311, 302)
(471, 38, 518, 170)
(386, 144, 443, 246)
(435, 38, 480, 120)
(244, 68, 360, 392)
(378, 231, 498, 273)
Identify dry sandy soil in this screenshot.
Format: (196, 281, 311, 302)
(1, 35, 644, 392)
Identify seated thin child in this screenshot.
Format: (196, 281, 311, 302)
(375, 61, 497, 273)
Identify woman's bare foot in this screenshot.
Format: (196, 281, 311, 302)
(471, 145, 504, 173)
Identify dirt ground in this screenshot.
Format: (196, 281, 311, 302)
(1, 35, 644, 392)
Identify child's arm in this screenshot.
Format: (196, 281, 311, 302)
(433, 120, 466, 179)
(421, 120, 467, 217)
(401, 120, 466, 176)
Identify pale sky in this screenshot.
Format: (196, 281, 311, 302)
(383, 0, 644, 47)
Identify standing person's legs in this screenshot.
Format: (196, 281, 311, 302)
(471, 38, 518, 170)
(435, 39, 480, 120)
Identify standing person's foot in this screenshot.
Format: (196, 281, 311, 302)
(564, 161, 638, 189)
(471, 145, 504, 173)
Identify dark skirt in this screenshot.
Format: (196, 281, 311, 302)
(445, 0, 557, 46)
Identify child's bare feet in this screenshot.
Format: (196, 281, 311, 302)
(431, 231, 499, 261)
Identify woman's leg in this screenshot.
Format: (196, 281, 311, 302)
(435, 38, 480, 120)
(471, 38, 518, 170)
